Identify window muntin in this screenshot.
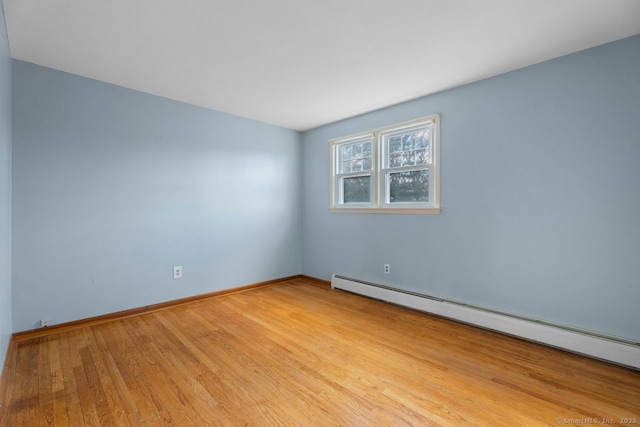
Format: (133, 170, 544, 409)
(330, 115, 440, 214)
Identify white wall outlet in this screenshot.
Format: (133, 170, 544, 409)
(40, 319, 51, 327)
(384, 264, 391, 274)
(173, 266, 183, 279)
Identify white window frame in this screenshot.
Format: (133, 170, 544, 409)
(330, 115, 440, 214)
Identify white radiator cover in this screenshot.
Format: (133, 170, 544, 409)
(331, 275, 640, 369)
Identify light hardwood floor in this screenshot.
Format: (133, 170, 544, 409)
(1, 277, 638, 426)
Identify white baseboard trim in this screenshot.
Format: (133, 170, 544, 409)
(331, 275, 640, 370)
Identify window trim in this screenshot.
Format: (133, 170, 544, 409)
(330, 115, 440, 214)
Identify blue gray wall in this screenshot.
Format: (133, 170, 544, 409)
(12, 61, 302, 332)
(301, 35, 640, 341)
(0, 4, 12, 369)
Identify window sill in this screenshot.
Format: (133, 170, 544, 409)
(329, 207, 441, 215)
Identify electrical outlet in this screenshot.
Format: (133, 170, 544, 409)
(384, 264, 391, 274)
(173, 266, 183, 279)
(40, 319, 51, 327)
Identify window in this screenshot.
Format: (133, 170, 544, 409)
(330, 115, 440, 214)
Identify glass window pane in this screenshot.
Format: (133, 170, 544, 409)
(342, 145, 352, 161)
(415, 131, 430, 149)
(363, 142, 372, 157)
(402, 134, 415, 151)
(389, 153, 402, 168)
(389, 137, 402, 153)
(363, 157, 372, 171)
(389, 170, 429, 203)
(403, 151, 415, 166)
(415, 149, 428, 165)
(343, 176, 370, 203)
(352, 159, 363, 172)
(352, 144, 362, 158)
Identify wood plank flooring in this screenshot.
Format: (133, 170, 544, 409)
(1, 277, 638, 426)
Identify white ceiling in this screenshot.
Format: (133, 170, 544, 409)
(3, 1, 640, 131)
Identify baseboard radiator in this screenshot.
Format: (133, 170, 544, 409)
(331, 275, 640, 370)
